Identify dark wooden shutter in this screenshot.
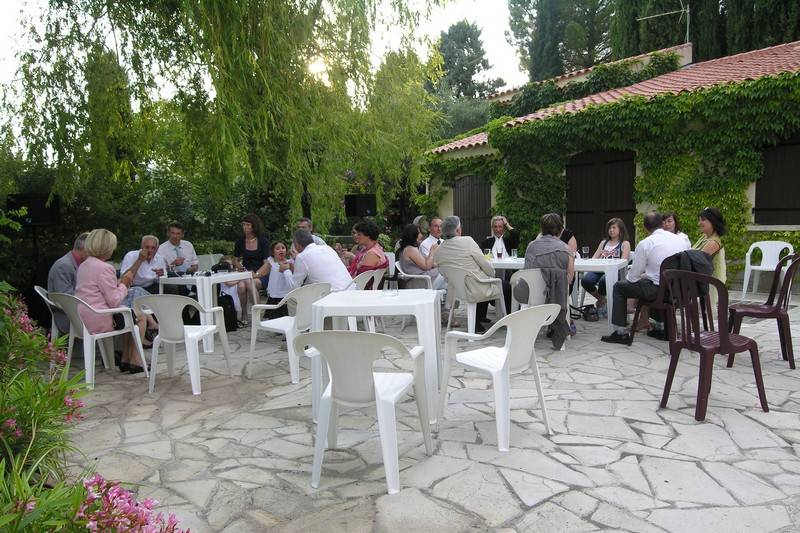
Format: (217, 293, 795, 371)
(756, 133, 800, 224)
(453, 175, 492, 241)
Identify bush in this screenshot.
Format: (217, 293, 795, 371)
(193, 239, 235, 255)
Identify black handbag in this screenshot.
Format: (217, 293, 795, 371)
(570, 304, 599, 322)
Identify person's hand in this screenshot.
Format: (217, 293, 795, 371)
(503, 216, 513, 230)
(174, 257, 185, 266)
(429, 243, 439, 255)
(152, 267, 165, 277)
(137, 249, 149, 262)
(121, 271, 134, 287)
(279, 260, 291, 272)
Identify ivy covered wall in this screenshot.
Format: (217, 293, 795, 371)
(424, 72, 800, 275)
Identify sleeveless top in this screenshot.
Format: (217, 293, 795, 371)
(599, 239, 623, 258)
(348, 242, 389, 278)
(267, 257, 293, 298)
(693, 234, 726, 283)
(234, 236, 270, 272)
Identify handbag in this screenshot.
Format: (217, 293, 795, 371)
(570, 304, 599, 322)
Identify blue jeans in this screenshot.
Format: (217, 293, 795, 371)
(580, 271, 607, 296)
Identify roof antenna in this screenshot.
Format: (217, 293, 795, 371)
(636, 1, 690, 44)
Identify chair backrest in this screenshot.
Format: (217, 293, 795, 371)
(662, 269, 731, 352)
(48, 292, 89, 336)
(34, 285, 60, 315)
(294, 331, 411, 406)
(481, 304, 560, 373)
(509, 269, 547, 306)
(352, 268, 386, 291)
(385, 251, 396, 277)
(134, 295, 203, 342)
(196, 254, 215, 271)
(210, 253, 223, 265)
(748, 240, 794, 269)
(395, 261, 433, 289)
(437, 265, 473, 301)
(286, 283, 331, 332)
(774, 253, 800, 310)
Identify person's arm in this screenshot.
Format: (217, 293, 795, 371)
(253, 259, 269, 278)
(120, 252, 144, 280)
(621, 241, 632, 260)
(567, 236, 578, 254)
(470, 240, 495, 276)
(98, 265, 128, 308)
(360, 247, 382, 267)
(285, 255, 308, 288)
(567, 251, 575, 284)
(186, 243, 199, 272)
(626, 240, 648, 282)
(505, 219, 520, 250)
(701, 239, 721, 256)
(592, 240, 605, 259)
(406, 247, 435, 270)
(49, 263, 75, 295)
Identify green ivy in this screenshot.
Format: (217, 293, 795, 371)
(429, 71, 800, 286)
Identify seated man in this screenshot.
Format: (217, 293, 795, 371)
(297, 217, 327, 247)
(47, 232, 89, 333)
(419, 216, 443, 257)
(601, 211, 689, 345)
(120, 235, 169, 294)
(480, 215, 520, 260)
(158, 221, 198, 275)
(434, 216, 511, 332)
(285, 230, 354, 291)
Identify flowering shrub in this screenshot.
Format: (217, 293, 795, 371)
(0, 283, 187, 531)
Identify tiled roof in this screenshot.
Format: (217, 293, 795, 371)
(434, 41, 800, 154)
(430, 132, 489, 155)
(507, 40, 800, 127)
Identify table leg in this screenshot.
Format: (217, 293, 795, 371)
(198, 279, 214, 353)
(416, 303, 439, 424)
(604, 265, 620, 333)
(159, 278, 164, 295)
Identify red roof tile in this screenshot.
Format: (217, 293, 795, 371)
(507, 40, 800, 127)
(434, 41, 800, 154)
(430, 132, 489, 154)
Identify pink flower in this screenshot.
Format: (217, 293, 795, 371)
(3, 419, 17, 430)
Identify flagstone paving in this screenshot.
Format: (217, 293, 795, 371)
(67, 302, 800, 532)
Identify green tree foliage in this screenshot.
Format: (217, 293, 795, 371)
(753, 0, 800, 49)
(530, 0, 566, 80)
(437, 20, 504, 98)
(562, 0, 613, 70)
(506, 0, 537, 73)
(690, 0, 726, 60)
(725, 0, 755, 54)
(435, 91, 491, 139)
(610, 0, 641, 58)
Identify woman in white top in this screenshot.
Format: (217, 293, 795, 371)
(580, 218, 632, 314)
(264, 241, 293, 318)
(662, 212, 692, 249)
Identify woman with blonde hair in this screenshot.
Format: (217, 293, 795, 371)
(75, 229, 149, 373)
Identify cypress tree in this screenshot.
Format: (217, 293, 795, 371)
(725, 0, 754, 54)
(530, 0, 565, 80)
(610, 0, 642, 59)
(638, 0, 686, 53)
(753, 0, 800, 49)
(691, 0, 726, 60)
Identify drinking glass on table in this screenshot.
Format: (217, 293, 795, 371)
(581, 246, 590, 258)
(483, 249, 491, 259)
(496, 250, 503, 259)
(511, 248, 518, 259)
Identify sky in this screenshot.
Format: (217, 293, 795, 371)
(0, 0, 528, 91)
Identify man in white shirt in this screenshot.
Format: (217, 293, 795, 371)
(285, 230, 354, 291)
(120, 235, 170, 294)
(602, 212, 689, 345)
(479, 216, 520, 260)
(419, 216, 443, 257)
(157, 222, 198, 275)
(297, 217, 327, 247)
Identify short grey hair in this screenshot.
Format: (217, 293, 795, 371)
(442, 216, 461, 239)
(141, 235, 159, 246)
(293, 229, 314, 249)
(491, 215, 504, 225)
(73, 232, 89, 251)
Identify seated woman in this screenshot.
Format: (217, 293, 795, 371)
(75, 228, 149, 374)
(347, 219, 389, 286)
(397, 224, 446, 290)
(580, 218, 631, 316)
(518, 213, 575, 350)
(263, 241, 294, 318)
(693, 207, 727, 309)
(232, 213, 270, 320)
(662, 211, 692, 248)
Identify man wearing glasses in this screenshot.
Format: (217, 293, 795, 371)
(419, 216, 443, 257)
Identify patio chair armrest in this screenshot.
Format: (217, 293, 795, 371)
(303, 347, 320, 358)
(445, 330, 488, 342)
(92, 306, 131, 315)
(473, 276, 502, 285)
(251, 299, 287, 321)
(409, 345, 424, 359)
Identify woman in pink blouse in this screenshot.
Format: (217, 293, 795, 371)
(76, 229, 148, 373)
(347, 220, 388, 287)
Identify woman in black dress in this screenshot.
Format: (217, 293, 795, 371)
(233, 213, 270, 320)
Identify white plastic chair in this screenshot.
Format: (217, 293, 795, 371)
(34, 285, 63, 343)
(509, 269, 547, 312)
(438, 265, 506, 334)
(196, 254, 215, 271)
(249, 283, 331, 381)
(48, 292, 148, 388)
(134, 295, 233, 395)
(349, 268, 387, 332)
(385, 251, 396, 278)
(742, 241, 794, 300)
(395, 261, 433, 289)
(439, 304, 559, 451)
(295, 331, 433, 494)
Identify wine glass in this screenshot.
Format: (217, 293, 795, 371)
(497, 250, 503, 259)
(483, 248, 491, 259)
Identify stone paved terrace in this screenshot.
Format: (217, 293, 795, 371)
(66, 299, 800, 532)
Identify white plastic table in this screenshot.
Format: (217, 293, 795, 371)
(491, 257, 629, 332)
(311, 289, 441, 423)
(159, 271, 257, 352)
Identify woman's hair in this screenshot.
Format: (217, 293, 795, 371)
(606, 218, 629, 244)
(662, 211, 681, 233)
(241, 213, 263, 238)
(540, 213, 563, 237)
(85, 229, 117, 259)
(270, 241, 286, 255)
(700, 207, 727, 236)
(353, 219, 380, 241)
(398, 224, 422, 257)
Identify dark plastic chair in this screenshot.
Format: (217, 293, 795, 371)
(728, 253, 800, 370)
(660, 269, 768, 421)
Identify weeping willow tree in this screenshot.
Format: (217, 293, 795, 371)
(10, 0, 442, 230)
